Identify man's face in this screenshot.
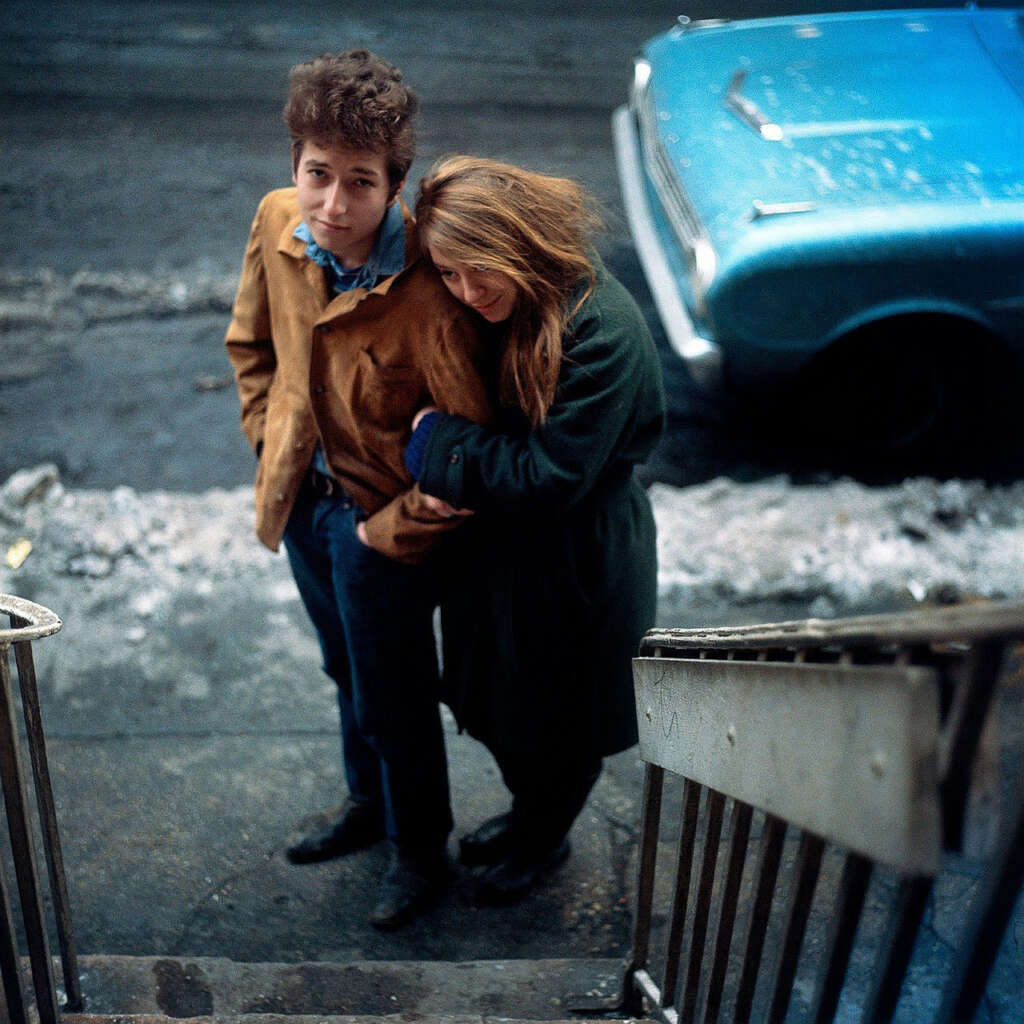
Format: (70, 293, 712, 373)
(292, 141, 398, 269)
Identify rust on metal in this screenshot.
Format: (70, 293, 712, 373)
(641, 599, 1024, 654)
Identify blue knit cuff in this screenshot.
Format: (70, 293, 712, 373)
(404, 411, 441, 480)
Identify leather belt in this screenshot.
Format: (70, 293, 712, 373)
(306, 468, 347, 501)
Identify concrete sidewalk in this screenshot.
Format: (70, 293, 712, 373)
(15, 560, 647, 967)
(45, 721, 644, 967)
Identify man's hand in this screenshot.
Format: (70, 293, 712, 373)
(420, 492, 474, 519)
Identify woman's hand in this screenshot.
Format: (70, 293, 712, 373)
(413, 405, 440, 430)
(421, 492, 474, 519)
(409, 407, 471, 518)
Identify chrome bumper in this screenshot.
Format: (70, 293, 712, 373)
(611, 104, 723, 391)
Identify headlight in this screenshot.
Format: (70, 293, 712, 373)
(690, 238, 717, 316)
(632, 58, 652, 98)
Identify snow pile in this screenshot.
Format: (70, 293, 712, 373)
(3, 465, 1024, 626)
(648, 474, 1024, 618)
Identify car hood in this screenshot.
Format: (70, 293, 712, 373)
(643, 8, 1024, 255)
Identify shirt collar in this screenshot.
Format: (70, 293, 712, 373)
(294, 200, 407, 293)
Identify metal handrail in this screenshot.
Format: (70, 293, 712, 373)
(0, 594, 80, 1024)
(0, 595, 62, 644)
(641, 598, 1024, 653)
(623, 599, 1024, 1024)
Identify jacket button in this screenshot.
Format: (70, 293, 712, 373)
(312, 384, 325, 395)
(449, 453, 461, 465)
(294, 440, 305, 450)
(276, 492, 287, 503)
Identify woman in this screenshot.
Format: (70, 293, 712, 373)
(406, 155, 666, 904)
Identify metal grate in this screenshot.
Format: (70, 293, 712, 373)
(635, 82, 709, 267)
(621, 600, 1024, 1023)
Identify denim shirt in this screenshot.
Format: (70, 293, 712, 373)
(296, 201, 407, 477)
(294, 200, 406, 294)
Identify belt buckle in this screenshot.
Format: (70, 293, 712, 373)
(308, 469, 334, 498)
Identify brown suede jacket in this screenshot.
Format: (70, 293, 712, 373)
(225, 187, 492, 562)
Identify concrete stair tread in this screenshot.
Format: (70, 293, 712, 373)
(57, 955, 630, 1021)
(65, 1016, 631, 1023)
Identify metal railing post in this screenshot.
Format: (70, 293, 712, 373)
(11, 623, 82, 1011)
(0, 831, 31, 1024)
(630, 600, 1024, 1023)
(0, 595, 78, 1022)
(0, 641, 57, 1024)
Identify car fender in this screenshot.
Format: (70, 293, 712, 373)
(822, 297, 998, 352)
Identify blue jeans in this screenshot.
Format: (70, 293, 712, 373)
(283, 486, 452, 854)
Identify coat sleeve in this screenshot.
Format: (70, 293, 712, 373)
(224, 200, 276, 454)
(417, 289, 661, 516)
(360, 307, 495, 563)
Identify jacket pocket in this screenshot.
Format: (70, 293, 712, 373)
(354, 348, 423, 431)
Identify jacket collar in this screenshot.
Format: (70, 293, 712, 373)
(276, 200, 423, 321)
(277, 200, 422, 293)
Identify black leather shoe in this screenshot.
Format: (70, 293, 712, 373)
(474, 838, 571, 905)
(369, 850, 451, 930)
(458, 811, 519, 867)
(286, 799, 385, 864)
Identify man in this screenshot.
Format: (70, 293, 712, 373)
(225, 50, 489, 929)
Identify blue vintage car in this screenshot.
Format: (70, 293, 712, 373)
(613, 7, 1024, 451)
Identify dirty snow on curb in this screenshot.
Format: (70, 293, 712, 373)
(649, 476, 1024, 618)
(3, 465, 1024, 625)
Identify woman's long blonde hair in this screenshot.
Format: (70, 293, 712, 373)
(416, 155, 601, 425)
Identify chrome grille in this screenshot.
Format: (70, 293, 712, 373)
(635, 82, 708, 265)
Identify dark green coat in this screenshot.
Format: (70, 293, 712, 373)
(419, 263, 666, 759)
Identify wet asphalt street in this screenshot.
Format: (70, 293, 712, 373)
(3, 0, 1015, 494)
(1, 0, 673, 490)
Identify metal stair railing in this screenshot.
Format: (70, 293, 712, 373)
(0, 594, 81, 1024)
(621, 599, 1024, 1024)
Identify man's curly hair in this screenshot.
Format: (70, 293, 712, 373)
(284, 50, 418, 195)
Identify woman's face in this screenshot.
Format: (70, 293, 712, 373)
(429, 246, 518, 323)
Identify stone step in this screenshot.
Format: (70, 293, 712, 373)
(65, 1017, 626, 1024)
(54, 955, 629, 1021)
